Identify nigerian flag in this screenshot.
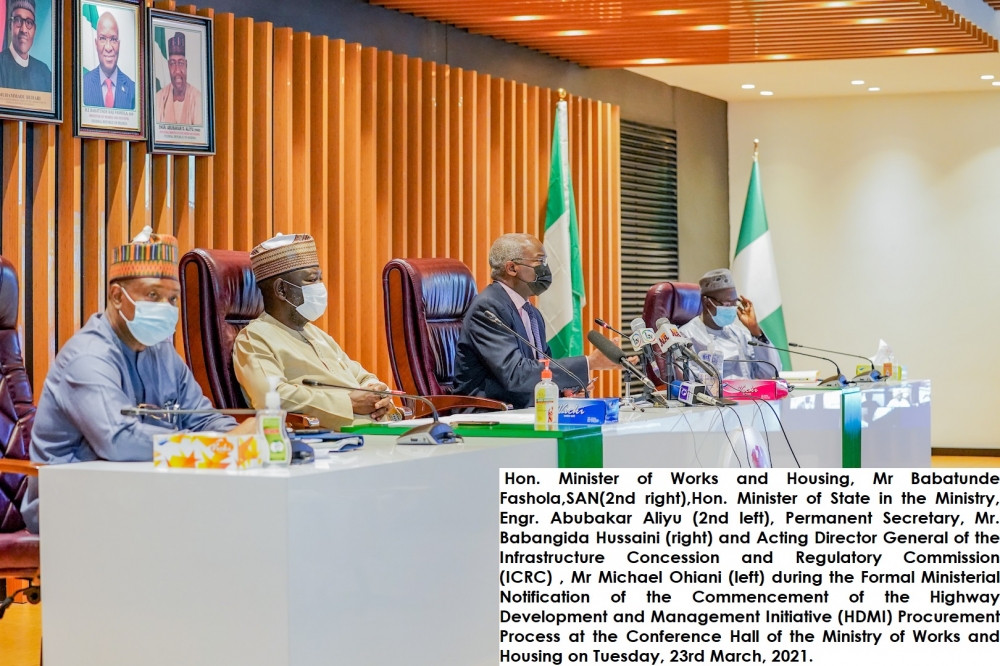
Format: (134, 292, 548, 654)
(731, 146, 792, 370)
(81, 4, 100, 74)
(153, 26, 171, 93)
(538, 98, 585, 358)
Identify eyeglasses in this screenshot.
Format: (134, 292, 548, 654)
(512, 259, 547, 267)
(706, 295, 738, 307)
(11, 16, 35, 29)
(97, 35, 120, 46)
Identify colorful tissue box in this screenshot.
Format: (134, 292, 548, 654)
(558, 398, 620, 425)
(153, 432, 265, 469)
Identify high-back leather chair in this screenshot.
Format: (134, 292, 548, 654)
(641, 281, 702, 385)
(383, 259, 507, 415)
(0, 255, 41, 614)
(179, 249, 263, 409)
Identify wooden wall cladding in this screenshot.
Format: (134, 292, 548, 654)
(0, 1, 622, 399)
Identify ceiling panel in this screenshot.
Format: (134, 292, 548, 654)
(986, 1, 1000, 9)
(370, 0, 998, 68)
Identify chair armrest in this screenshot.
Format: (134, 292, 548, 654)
(411, 395, 510, 418)
(0, 459, 40, 477)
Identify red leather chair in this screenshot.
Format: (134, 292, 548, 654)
(179, 249, 263, 410)
(641, 281, 702, 385)
(383, 259, 507, 416)
(0, 255, 41, 619)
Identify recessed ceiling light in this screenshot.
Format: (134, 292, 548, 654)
(768, 54, 791, 60)
(993, 82, 1000, 87)
(868, 87, 881, 92)
(982, 75, 995, 80)
(760, 91, 774, 96)
(510, 15, 543, 21)
(857, 18, 884, 24)
(637, 58, 673, 65)
(651, 9, 685, 16)
(905, 48, 936, 55)
(559, 30, 589, 36)
(694, 24, 726, 31)
(825, 1, 851, 7)
(742, 84, 756, 89)
(851, 80, 865, 85)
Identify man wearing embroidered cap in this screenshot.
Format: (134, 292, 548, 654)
(678, 268, 782, 379)
(20, 227, 256, 533)
(233, 233, 396, 430)
(153, 31, 202, 125)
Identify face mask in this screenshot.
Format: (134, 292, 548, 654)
(709, 305, 738, 328)
(119, 288, 179, 347)
(520, 263, 552, 296)
(283, 280, 328, 322)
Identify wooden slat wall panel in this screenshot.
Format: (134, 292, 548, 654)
(0, 4, 623, 401)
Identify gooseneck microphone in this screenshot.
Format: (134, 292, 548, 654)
(788, 342, 882, 380)
(302, 379, 462, 445)
(594, 318, 626, 337)
(587, 330, 659, 393)
(749, 340, 848, 387)
(483, 310, 589, 396)
(725, 359, 780, 380)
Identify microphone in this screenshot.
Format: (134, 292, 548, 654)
(725, 359, 780, 380)
(483, 310, 589, 395)
(654, 317, 721, 384)
(595, 318, 626, 337)
(669, 380, 736, 407)
(749, 340, 848, 387)
(586, 330, 658, 394)
(301, 379, 462, 445)
(628, 317, 660, 383)
(788, 342, 882, 381)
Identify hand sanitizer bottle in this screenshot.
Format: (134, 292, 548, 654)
(259, 377, 291, 467)
(535, 359, 559, 432)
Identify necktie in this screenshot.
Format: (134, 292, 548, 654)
(104, 79, 114, 108)
(523, 302, 544, 360)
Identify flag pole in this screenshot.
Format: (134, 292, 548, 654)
(558, 88, 568, 101)
(753, 138, 759, 161)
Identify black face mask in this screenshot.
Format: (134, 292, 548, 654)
(525, 263, 552, 296)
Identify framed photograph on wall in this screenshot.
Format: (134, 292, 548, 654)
(73, 0, 145, 139)
(0, 0, 62, 122)
(146, 9, 213, 154)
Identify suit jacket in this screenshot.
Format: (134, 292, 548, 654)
(454, 282, 590, 410)
(82, 66, 136, 110)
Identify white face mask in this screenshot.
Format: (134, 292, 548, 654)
(283, 280, 328, 322)
(119, 288, 179, 347)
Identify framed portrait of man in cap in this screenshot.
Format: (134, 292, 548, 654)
(73, 0, 145, 139)
(146, 8, 213, 154)
(0, 0, 62, 122)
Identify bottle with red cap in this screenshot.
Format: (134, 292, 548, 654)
(534, 359, 559, 431)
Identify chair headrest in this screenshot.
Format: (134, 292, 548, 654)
(0, 255, 19, 330)
(642, 281, 702, 328)
(185, 249, 263, 319)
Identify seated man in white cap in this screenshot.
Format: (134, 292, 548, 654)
(678, 268, 782, 379)
(21, 228, 256, 533)
(233, 233, 396, 430)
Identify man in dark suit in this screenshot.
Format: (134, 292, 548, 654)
(82, 11, 135, 110)
(454, 233, 622, 409)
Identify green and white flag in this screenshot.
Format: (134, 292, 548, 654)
(81, 3, 100, 74)
(731, 146, 792, 370)
(153, 26, 171, 93)
(538, 99, 586, 358)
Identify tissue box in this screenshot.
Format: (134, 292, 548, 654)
(153, 432, 265, 469)
(722, 378, 790, 401)
(558, 398, 620, 425)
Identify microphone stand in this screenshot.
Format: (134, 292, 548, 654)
(484, 310, 590, 398)
(788, 342, 883, 382)
(749, 340, 849, 387)
(594, 318, 626, 337)
(301, 380, 462, 445)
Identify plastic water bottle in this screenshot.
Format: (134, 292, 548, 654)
(258, 376, 291, 466)
(534, 359, 559, 431)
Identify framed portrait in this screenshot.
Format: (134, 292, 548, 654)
(73, 0, 145, 139)
(146, 9, 213, 154)
(0, 0, 62, 122)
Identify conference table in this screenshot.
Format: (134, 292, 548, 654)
(38, 380, 930, 665)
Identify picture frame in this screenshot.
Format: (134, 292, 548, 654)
(0, 0, 63, 122)
(146, 8, 213, 154)
(73, 0, 145, 140)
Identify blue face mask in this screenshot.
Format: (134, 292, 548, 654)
(709, 305, 738, 328)
(121, 288, 179, 347)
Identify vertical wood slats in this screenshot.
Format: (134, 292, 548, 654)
(0, 5, 622, 398)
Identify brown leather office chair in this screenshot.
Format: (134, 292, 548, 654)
(383, 258, 508, 417)
(641, 281, 702, 385)
(0, 255, 41, 619)
(179, 249, 264, 411)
